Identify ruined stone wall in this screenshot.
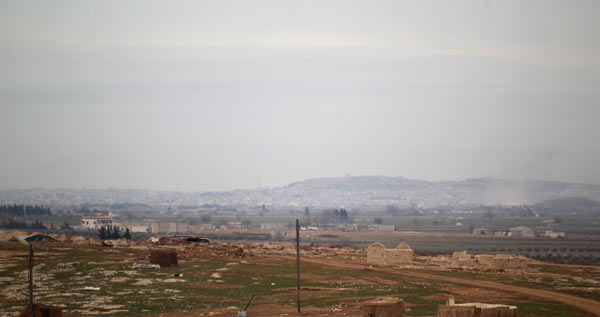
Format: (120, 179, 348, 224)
(385, 249, 415, 265)
(438, 305, 518, 317)
(367, 242, 414, 266)
(367, 242, 387, 265)
(450, 251, 528, 271)
(437, 305, 476, 317)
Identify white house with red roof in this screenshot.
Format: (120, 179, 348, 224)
(80, 213, 113, 229)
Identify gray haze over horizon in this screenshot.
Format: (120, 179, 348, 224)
(1, 1, 599, 191)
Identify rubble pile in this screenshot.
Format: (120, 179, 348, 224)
(447, 251, 530, 272)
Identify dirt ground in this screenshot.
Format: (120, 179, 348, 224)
(1, 230, 599, 316)
(281, 255, 600, 316)
(151, 304, 360, 317)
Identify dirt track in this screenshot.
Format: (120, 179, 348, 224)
(280, 255, 600, 316)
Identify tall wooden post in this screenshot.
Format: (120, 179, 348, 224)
(296, 218, 301, 313)
(29, 243, 35, 317)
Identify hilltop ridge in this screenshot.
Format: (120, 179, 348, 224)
(2, 176, 600, 209)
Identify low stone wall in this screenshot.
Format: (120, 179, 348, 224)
(437, 296, 518, 317)
(363, 297, 407, 317)
(450, 251, 528, 271)
(438, 305, 517, 317)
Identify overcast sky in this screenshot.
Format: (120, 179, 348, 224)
(1, 0, 599, 191)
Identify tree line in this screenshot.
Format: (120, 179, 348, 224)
(0, 204, 51, 216)
(98, 225, 131, 240)
(1, 219, 48, 229)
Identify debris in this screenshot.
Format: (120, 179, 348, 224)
(83, 286, 100, 291)
(156, 235, 211, 245)
(132, 263, 160, 269)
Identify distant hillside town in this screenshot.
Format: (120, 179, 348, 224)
(1, 176, 600, 210)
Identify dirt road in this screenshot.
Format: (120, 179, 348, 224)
(280, 255, 600, 316)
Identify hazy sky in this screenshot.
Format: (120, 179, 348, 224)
(1, 0, 599, 191)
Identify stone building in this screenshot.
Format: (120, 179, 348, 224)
(367, 242, 414, 266)
(368, 225, 396, 231)
(509, 226, 535, 237)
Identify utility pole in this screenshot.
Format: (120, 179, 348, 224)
(296, 218, 301, 313)
(29, 243, 35, 317)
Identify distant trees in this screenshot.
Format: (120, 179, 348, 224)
(200, 215, 212, 223)
(337, 208, 348, 221)
(98, 225, 122, 240)
(29, 220, 47, 229)
(0, 204, 51, 216)
(241, 219, 251, 228)
(316, 208, 351, 226)
(0, 219, 47, 230)
(374, 217, 383, 224)
(60, 221, 72, 231)
(124, 228, 132, 240)
(112, 226, 120, 239)
(99, 226, 107, 240)
(121, 211, 142, 220)
(484, 210, 495, 222)
(186, 218, 199, 225)
(304, 207, 310, 216)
